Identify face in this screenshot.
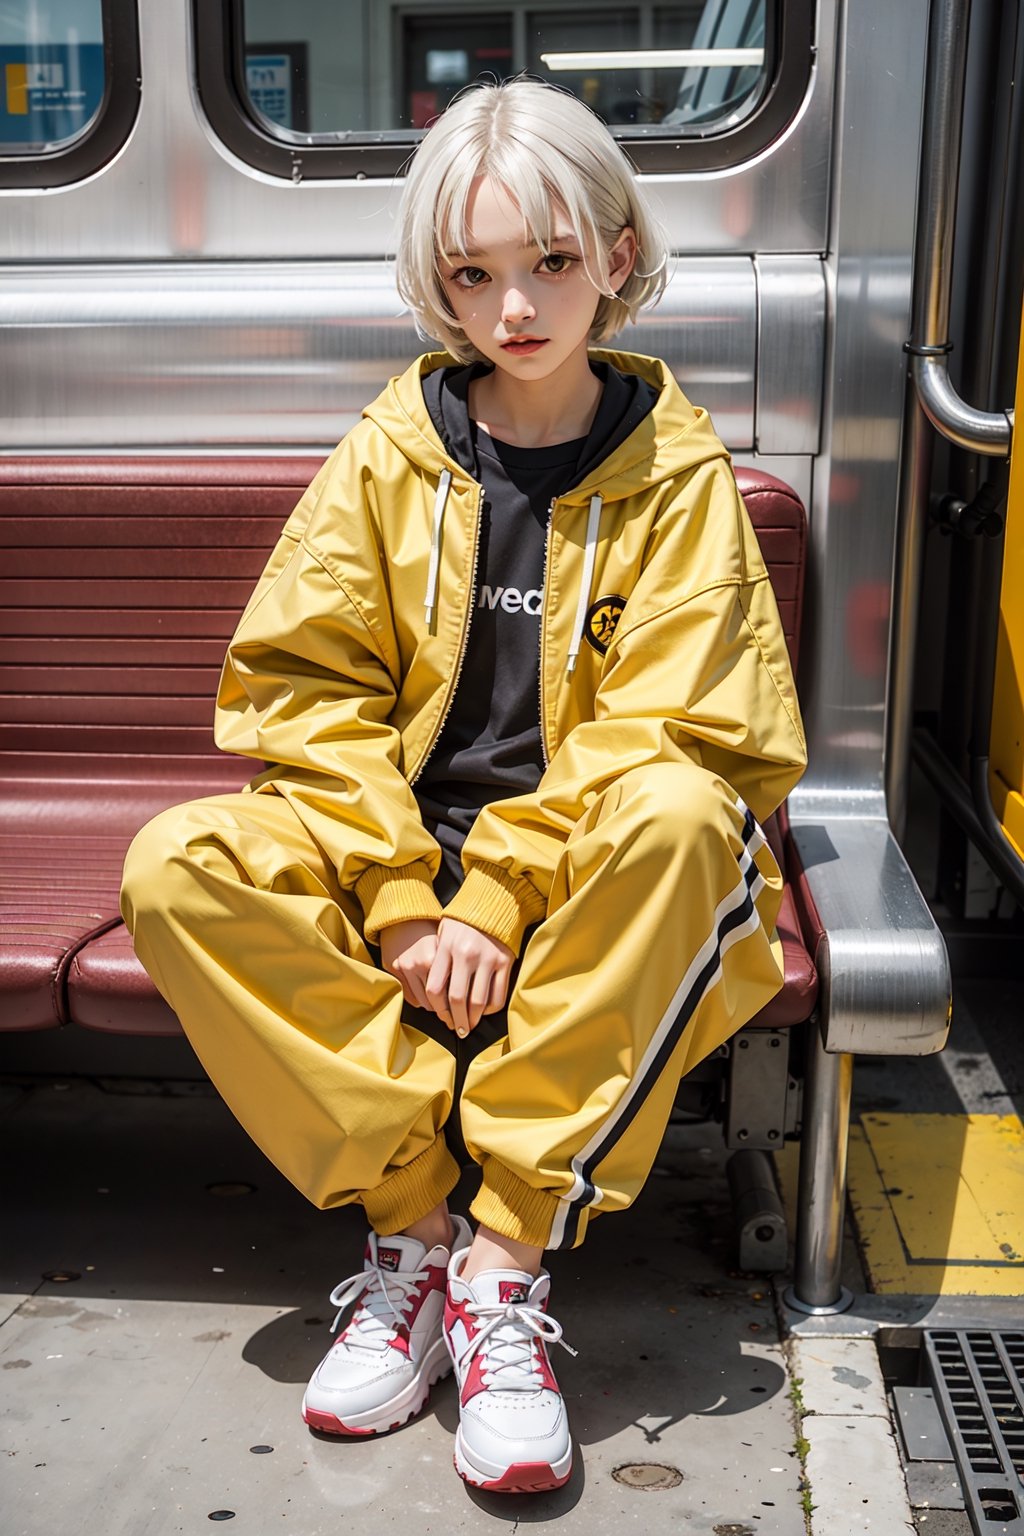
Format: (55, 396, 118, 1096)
(437, 174, 636, 377)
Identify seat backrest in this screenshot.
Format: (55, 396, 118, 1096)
(0, 458, 321, 762)
(0, 457, 806, 765)
(732, 467, 806, 674)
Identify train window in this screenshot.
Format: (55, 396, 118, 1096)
(195, 0, 814, 180)
(0, 0, 141, 189)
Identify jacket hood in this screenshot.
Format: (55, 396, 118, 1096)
(361, 348, 730, 503)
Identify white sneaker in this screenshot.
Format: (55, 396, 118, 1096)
(302, 1214, 472, 1436)
(443, 1252, 575, 1492)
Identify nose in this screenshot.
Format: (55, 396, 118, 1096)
(501, 285, 536, 325)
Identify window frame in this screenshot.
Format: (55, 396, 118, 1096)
(195, 0, 815, 180)
(0, 0, 141, 190)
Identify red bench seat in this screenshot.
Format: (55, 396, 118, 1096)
(0, 458, 816, 1036)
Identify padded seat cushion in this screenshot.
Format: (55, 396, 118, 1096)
(1, 831, 122, 1030)
(746, 884, 818, 1028)
(0, 757, 251, 1028)
(68, 923, 181, 1036)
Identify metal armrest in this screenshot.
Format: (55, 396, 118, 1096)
(787, 812, 951, 1056)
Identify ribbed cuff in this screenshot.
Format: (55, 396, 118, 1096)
(355, 859, 444, 945)
(441, 862, 547, 955)
(469, 1158, 565, 1250)
(361, 1134, 462, 1235)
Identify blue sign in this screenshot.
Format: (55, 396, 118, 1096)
(1, 44, 105, 148)
(246, 54, 293, 130)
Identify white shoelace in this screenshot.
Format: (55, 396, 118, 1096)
(457, 1300, 577, 1391)
(327, 1263, 430, 1356)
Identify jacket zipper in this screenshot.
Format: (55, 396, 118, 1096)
(537, 497, 556, 769)
(409, 480, 485, 787)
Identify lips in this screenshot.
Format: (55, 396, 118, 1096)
(501, 338, 548, 354)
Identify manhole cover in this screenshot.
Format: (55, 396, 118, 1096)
(612, 1462, 683, 1491)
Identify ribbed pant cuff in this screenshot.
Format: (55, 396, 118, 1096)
(361, 1135, 461, 1235)
(469, 1159, 563, 1250)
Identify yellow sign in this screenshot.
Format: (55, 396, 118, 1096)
(6, 62, 29, 116)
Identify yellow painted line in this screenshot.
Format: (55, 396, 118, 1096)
(847, 1114, 1024, 1295)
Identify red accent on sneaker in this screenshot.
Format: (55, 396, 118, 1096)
(459, 1459, 571, 1493)
(443, 1291, 478, 1339)
(302, 1406, 375, 1436)
(532, 1348, 560, 1394)
(498, 1280, 530, 1305)
(460, 1350, 489, 1406)
(377, 1246, 402, 1272)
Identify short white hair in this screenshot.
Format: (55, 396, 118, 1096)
(395, 78, 669, 364)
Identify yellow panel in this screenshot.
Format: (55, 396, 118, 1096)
(990, 294, 1024, 816)
(5, 62, 28, 115)
(847, 1115, 1024, 1294)
(1000, 787, 1024, 860)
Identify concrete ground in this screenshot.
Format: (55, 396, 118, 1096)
(2, 1060, 813, 1536)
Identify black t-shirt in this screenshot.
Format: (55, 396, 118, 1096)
(416, 359, 658, 902)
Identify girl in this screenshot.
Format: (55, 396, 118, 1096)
(121, 77, 806, 1495)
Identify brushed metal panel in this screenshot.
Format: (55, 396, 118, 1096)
(624, 258, 756, 448)
(792, 0, 932, 801)
(755, 255, 825, 454)
(0, 258, 756, 452)
(0, 1, 835, 260)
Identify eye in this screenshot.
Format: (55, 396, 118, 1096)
(448, 266, 488, 290)
(540, 252, 576, 274)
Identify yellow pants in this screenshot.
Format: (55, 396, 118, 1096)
(120, 761, 785, 1250)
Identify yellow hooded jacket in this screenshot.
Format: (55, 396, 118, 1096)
(214, 349, 808, 953)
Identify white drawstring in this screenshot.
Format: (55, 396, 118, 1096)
(566, 493, 603, 674)
(424, 468, 452, 629)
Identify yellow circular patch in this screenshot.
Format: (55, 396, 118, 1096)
(585, 595, 626, 655)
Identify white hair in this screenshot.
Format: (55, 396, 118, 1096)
(394, 78, 669, 364)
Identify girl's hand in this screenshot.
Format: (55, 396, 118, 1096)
(426, 918, 514, 1037)
(378, 918, 440, 1012)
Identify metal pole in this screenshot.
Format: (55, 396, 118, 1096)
(784, 1028, 854, 1314)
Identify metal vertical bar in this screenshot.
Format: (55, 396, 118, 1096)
(888, 0, 1012, 841)
(784, 1029, 854, 1314)
(887, 0, 973, 842)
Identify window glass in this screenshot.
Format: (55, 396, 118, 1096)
(0, 0, 106, 154)
(238, 0, 768, 138)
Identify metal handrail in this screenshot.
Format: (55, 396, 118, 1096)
(912, 354, 1013, 455)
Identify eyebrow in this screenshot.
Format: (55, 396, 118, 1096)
(442, 233, 581, 261)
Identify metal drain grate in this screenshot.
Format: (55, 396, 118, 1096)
(924, 1330, 1024, 1532)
